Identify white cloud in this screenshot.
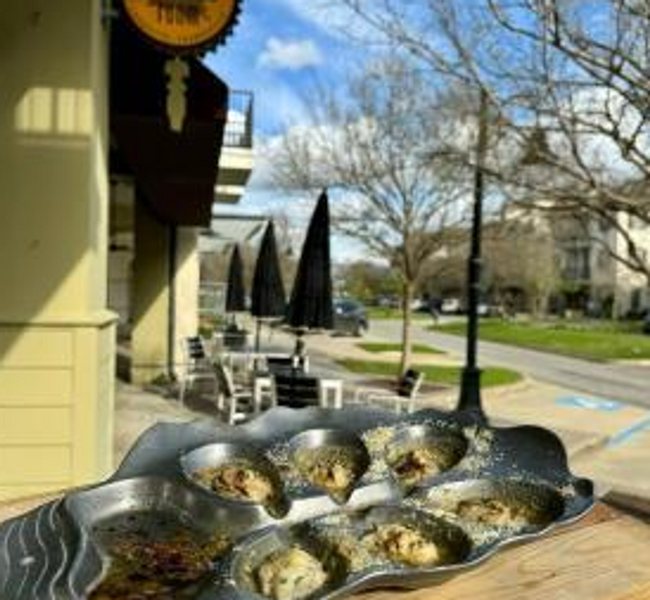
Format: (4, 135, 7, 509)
(258, 37, 323, 71)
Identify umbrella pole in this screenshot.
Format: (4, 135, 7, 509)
(255, 319, 262, 354)
(293, 330, 306, 370)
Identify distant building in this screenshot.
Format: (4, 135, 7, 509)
(505, 204, 650, 317)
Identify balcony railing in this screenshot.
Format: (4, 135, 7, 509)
(223, 90, 253, 149)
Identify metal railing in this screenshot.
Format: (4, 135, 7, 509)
(223, 90, 253, 148)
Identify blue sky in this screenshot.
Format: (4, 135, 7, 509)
(204, 0, 366, 261)
(206, 0, 348, 136)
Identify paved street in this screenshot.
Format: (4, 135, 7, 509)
(370, 320, 650, 408)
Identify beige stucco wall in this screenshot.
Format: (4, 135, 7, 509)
(174, 228, 200, 377)
(131, 201, 171, 384)
(612, 216, 650, 315)
(0, 1, 116, 499)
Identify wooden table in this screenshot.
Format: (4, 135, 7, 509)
(1, 497, 650, 599)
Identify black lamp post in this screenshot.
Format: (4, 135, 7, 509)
(457, 88, 490, 419)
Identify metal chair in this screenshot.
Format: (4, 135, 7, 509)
(272, 373, 321, 409)
(271, 373, 342, 409)
(353, 369, 425, 414)
(179, 336, 217, 406)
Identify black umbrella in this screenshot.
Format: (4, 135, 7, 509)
(225, 244, 246, 317)
(251, 221, 287, 352)
(287, 190, 334, 356)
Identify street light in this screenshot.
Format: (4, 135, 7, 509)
(455, 92, 554, 418)
(457, 88, 490, 419)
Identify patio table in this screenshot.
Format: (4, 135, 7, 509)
(0, 496, 649, 599)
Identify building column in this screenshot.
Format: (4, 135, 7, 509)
(0, 1, 116, 499)
(131, 199, 171, 384)
(173, 228, 200, 379)
(131, 203, 201, 384)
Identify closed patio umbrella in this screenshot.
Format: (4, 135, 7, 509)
(223, 244, 247, 350)
(287, 190, 334, 357)
(225, 243, 246, 317)
(251, 221, 286, 352)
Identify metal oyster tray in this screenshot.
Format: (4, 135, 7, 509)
(0, 406, 594, 600)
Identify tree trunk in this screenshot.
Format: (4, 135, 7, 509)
(399, 280, 414, 379)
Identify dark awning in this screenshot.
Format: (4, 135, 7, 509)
(110, 19, 228, 226)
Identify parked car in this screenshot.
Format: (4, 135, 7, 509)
(333, 298, 369, 336)
(478, 303, 504, 318)
(440, 298, 462, 314)
(410, 298, 426, 311)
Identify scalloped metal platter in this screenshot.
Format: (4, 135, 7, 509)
(0, 406, 594, 600)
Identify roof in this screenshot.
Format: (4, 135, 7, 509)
(199, 212, 268, 252)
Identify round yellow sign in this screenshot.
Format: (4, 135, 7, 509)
(122, 0, 241, 52)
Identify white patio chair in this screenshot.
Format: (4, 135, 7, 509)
(214, 362, 275, 424)
(178, 336, 217, 406)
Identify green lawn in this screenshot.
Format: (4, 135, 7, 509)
(358, 342, 443, 355)
(432, 319, 650, 361)
(367, 307, 431, 320)
(338, 359, 522, 388)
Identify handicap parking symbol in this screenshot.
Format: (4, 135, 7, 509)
(555, 395, 623, 412)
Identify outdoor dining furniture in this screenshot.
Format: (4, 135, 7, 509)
(178, 336, 218, 406)
(218, 349, 256, 377)
(213, 362, 260, 424)
(272, 373, 320, 408)
(212, 328, 251, 353)
(353, 369, 424, 414)
(318, 376, 344, 408)
(265, 353, 310, 374)
(253, 373, 274, 410)
(266, 372, 343, 409)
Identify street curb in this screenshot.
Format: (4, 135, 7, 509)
(568, 434, 611, 462)
(482, 375, 535, 397)
(604, 490, 650, 520)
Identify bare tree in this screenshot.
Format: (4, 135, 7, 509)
(483, 219, 560, 316)
(338, 261, 400, 304)
(330, 0, 650, 293)
(272, 57, 470, 376)
(266, 209, 299, 293)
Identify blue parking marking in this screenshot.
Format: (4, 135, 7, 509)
(608, 415, 650, 448)
(555, 395, 623, 412)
